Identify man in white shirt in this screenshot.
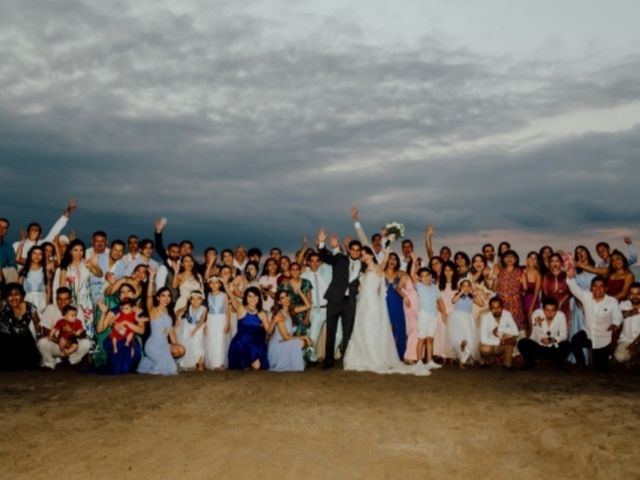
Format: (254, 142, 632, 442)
(86, 231, 111, 303)
(37, 287, 91, 369)
(614, 282, 640, 365)
(301, 251, 333, 362)
(517, 298, 571, 369)
(13, 199, 77, 264)
(567, 274, 623, 372)
(233, 244, 249, 273)
(595, 237, 637, 268)
(479, 297, 519, 368)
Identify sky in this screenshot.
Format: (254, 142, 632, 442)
(1, 0, 639, 257)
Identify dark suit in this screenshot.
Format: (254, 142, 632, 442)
(319, 247, 360, 366)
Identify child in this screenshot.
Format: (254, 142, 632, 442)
(412, 267, 444, 369)
(447, 279, 485, 368)
(176, 291, 208, 371)
(49, 305, 84, 358)
(204, 276, 231, 370)
(110, 298, 139, 356)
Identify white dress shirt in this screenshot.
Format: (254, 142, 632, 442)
(13, 214, 69, 262)
(479, 310, 519, 346)
(302, 265, 331, 308)
(529, 309, 568, 346)
(618, 301, 640, 344)
(567, 278, 623, 349)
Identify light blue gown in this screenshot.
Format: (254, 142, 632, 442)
(137, 312, 178, 375)
(268, 314, 305, 372)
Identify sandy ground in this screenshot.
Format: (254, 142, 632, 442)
(1, 365, 639, 480)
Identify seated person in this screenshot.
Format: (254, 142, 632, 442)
(614, 282, 640, 365)
(38, 287, 91, 369)
(110, 298, 138, 356)
(49, 305, 85, 358)
(517, 297, 571, 369)
(479, 297, 518, 368)
(567, 273, 622, 372)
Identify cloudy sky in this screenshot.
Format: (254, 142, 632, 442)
(2, 0, 639, 256)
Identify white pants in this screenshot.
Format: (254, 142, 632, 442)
(614, 342, 635, 364)
(37, 338, 92, 369)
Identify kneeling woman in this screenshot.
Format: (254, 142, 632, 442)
(269, 288, 312, 372)
(138, 286, 184, 375)
(225, 283, 270, 370)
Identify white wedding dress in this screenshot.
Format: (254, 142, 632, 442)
(344, 270, 430, 376)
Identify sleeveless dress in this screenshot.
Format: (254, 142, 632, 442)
(402, 278, 420, 362)
(343, 271, 429, 376)
(434, 283, 455, 359)
(496, 268, 525, 330)
(178, 304, 207, 369)
(268, 313, 305, 372)
(385, 275, 407, 359)
(137, 313, 178, 375)
(102, 310, 142, 375)
(228, 312, 269, 370)
(606, 277, 626, 298)
(522, 280, 539, 323)
(204, 293, 229, 369)
(446, 296, 479, 364)
(23, 268, 47, 313)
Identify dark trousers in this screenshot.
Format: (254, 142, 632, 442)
(518, 338, 570, 369)
(324, 297, 356, 366)
(571, 330, 610, 372)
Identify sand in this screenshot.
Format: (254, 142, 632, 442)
(1, 366, 638, 480)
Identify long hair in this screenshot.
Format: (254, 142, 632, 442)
(439, 260, 459, 292)
(470, 254, 487, 284)
(60, 239, 86, 270)
(574, 245, 595, 274)
(429, 256, 443, 283)
(242, 286, 263, 312)
(609, 250, 630, 274)
(21, 245, 48, 286)
(261, 257, 279, 277)
(273, 289, 299, 325)
(154, 287, 177, 324)
(384, 252, 400, 272)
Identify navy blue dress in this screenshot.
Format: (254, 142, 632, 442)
(102, 334, 142, 374)
(228, 312, 269, 370)
(386, 276, 407, 359)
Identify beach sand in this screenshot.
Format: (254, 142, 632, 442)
(1, 366, 638, 479)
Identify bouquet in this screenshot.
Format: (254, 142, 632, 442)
(384, 222, 406, 242)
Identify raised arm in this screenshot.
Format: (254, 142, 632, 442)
(154, 218, 168, 262)
(351, 207, 371, 247)
(425, 225, 435, 260)
(317, 228, 339, 265)
(222, 278, 246, 317)
(295, 236, 310, 265)
(42, 199, 77, 243)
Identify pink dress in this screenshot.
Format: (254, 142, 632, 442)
(496, 268, 525, 330)
(434, 283, 455, 359)
(402, 278, 419, 362)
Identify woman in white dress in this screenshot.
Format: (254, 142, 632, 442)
(173, 254, 204, 312)
(175, 291, 207, 371)
(344, 246, 430, 376)
(446, 279, 484, 368)
(20, 246, 50, 313)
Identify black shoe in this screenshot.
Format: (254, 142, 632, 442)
(322, 362, 334, 370)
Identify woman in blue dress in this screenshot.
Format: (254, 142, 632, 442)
(268, 288, 313, 372)
(95, 283, 145, 374)
(137, 286, 184, 375)
(384, 253, 407, 359)
(225, 284, 270, 370)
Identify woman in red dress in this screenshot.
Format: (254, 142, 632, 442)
(492, 250, 525, 331)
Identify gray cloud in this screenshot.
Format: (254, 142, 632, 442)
(1, 0, 639, 253)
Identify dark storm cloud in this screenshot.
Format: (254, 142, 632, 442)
(1, 0, 639, 252)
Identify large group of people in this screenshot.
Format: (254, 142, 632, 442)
(1, 201, 639, 376)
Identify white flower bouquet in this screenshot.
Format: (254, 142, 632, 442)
(384, 222, 406, 242)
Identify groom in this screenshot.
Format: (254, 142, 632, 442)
(317, 227, 362, 369)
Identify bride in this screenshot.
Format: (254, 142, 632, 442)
(344, 246, 430, 376)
